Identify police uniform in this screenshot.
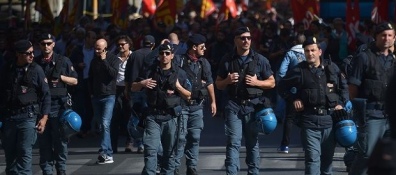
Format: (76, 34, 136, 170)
(278, 37, 349, 175)
(0, 40, 51, 175)
(138, 44, 191, 175)
(34, 33, 78, 175)
(125, 35, 155, 151)
(217, 27, 274, 175)
(173, 34, 213, 174)
(348, 22, 395, 175)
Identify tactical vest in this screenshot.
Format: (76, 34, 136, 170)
(361, 49, 395, 102)
(43, 53, 68, 98)
(146, 65, 181, 109)
(299, 61, 340, 108)
(4, 62, 38, 108)
(227, 52, 264, 100)
(179, 55, 208, 100)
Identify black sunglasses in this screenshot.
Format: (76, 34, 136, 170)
(40, 42, 53, 46)
(159, 51, 171, 56)
(118, 43, 128, 46)
(238, 36, 252, 41)
(20, 51, 34, 56)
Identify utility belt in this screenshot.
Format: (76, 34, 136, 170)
(366, 102, 385, 110)
(304, 106, 335, 116)
(147, 108, 180, 122)
(230, 97, 261, 106)
(7, 104, 39, 119)
(187, 99, 204, 106)
(148, 105, 182, 118)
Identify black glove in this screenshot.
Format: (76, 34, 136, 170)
(331, 109, 348, 123)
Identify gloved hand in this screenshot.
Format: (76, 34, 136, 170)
(345, 100, 353, 113)
(332, 109, 349, 123)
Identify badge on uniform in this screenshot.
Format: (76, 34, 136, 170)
(21, 86, 27, 93)
(327, 83, 334, 92)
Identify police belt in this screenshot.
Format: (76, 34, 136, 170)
(187, 99, 203, 106)
(149, 108, 174, 116)
(366, 102, 385, 110)
(147, 109, 175, 122)
(50, 88, 67, 97)
(7, 104, 38, 120)
(230, 97, 260, 105)
(304, 106, 335, 116)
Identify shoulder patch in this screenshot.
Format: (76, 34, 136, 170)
(44, 78, 48, 83)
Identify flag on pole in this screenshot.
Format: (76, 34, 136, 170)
(35, 0, 54, 22)
(111, 0, 129, 29)
(142, 0, 157, 17)
(371, 0, 389, 23)
(346, 0, 360, 51)
(153, 0, 184, 27)
(291, 0, 320, 29)
(200, 0, 216, 19)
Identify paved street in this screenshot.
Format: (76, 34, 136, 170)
(0, 112, 349, 175)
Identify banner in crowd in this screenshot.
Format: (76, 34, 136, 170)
(35, 0, 54, 22)
(291, 0, 319, 29)
(200, 0, 216, 19)
(142, 0, 157, 16)
(154, 0, 184, 27)
(346, 0, 360, 51)
(111, 0, 129, 29)
(371, 0, 389, 23)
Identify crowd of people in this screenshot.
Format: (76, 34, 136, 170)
(0, 8, 396, 175)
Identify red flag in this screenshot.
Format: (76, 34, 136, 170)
(111, 0, 129, 29)
(218, 0, 238, 21)
(265, 0, 272, 11)
(291, 0, 319, 29)
(154, 0, 184, 27)
(371, 0, 389, 23)
(35, 0, 54, 22)
(346, 0, 360, 51)
(200, 0, 217, 19)
(142, 0, 157, 16)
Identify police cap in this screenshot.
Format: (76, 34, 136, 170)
(188, 34, 206, 45)
(143, 35, 155, 46)
(375, 22, 394, 36)
(234, 27, 250, 37)
(302, 36, 319, 48)
(158, 43, 173, 53)
(14, 40, 33, 53)
(39, 33, 55, 42)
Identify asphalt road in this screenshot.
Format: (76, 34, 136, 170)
(0, 110, 349, 175)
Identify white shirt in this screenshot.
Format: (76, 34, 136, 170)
(116, 51, 132, 86)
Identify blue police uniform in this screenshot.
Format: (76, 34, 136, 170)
(217, 48, 273, 175)
(348, 40, 395, 175)
(174, 53, 213, 173)
(138, 60, 191, 175)
(35, 49, 78, 175)
(0, 40, 51, 175)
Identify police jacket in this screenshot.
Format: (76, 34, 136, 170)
(217, 49, 273, 115)
(278, 60, 349, 128)
(176, 54, 213, 100)
(348, 43, 395, 103)
(35, 53, 78, 99)
(88, 53, 120, 96)
(0, 61, 51, 116)
(136, 61, 191, 110)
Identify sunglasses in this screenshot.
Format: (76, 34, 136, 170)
(40, 42, 53, 46)
(20, 51, 34, 56)
(238, 36, 252, 41)
(159, 51, 171, 56)
(118, 43, 128, 46)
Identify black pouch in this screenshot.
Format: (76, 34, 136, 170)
(165, 96, 181, 108)
(351, 98, 367, 127)
(172, 105, 183, 116)
(246, 88, 263, 98)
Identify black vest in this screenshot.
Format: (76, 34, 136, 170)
(37, 53, 68, 98)
(299, 61, 340, 108)
(4, 62, 38, 108)
(227, 52, 264, 100)
(179, 55, 208, 100)
(146, 64, 181, 109)
(361, 48, 395, 102)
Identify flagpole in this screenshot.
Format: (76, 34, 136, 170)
(93, 0, 98, 19)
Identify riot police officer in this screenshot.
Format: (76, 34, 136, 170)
(215, 27, 275, 175)
(34, 33, 78, 175)
(278, 36, 349, 175)
(132, 43, 191, 175)
(348, 22, 396, 175)
(0, 40, 51, 174)
(174, 34, 216, 175)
